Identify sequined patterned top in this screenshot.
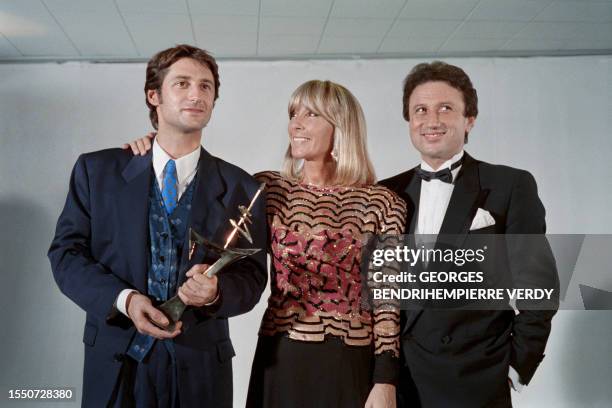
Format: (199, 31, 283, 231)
(254, 171, 407, 358)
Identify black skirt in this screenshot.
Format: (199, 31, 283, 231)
(246, 334, 374, 408)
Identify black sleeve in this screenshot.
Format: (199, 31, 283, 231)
(506, 170, 559, 385)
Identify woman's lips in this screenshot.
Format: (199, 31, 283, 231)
(292, 136, 310, 142)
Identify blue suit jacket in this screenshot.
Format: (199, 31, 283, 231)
(49, 147, 267, 407)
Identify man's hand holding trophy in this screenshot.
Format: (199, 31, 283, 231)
(157, 183, 266, 331)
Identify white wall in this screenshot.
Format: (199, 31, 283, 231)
(0, 55, 611, 407)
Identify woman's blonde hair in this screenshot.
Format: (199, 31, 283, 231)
(281, 80, 376, 187)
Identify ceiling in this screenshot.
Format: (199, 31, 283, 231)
(1, 0, 611, 62)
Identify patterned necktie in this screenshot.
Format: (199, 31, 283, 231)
(161, 159, 178, 214)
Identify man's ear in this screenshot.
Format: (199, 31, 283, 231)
(466, 116, 476, 132)
(147, 89, 160, 107)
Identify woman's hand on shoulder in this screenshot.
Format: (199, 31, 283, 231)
(365, 383, 396, 408)
(121, 132, 156, 156)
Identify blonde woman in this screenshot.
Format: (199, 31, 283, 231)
(124, 80, 406, 408)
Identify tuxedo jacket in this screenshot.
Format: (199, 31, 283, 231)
(48, 147, 267, 407)
(380, 152, 558, 408)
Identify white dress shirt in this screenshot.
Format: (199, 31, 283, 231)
(416, 150, 464, 236)
(415, 150, 524, 391)
(116, 139, 201, 317)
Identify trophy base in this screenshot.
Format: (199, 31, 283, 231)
(158, 296, 186, 331)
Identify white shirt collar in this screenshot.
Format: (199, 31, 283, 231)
(152, 138, 200, 188)
(416, 150, 464, 235)
(420, 150, 464, 172)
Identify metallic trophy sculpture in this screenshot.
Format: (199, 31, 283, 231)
(158, 183, 265, 330)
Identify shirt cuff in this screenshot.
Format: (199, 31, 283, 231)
(372, 351, 400, 385)
(508, 366, 524, 393)
(116, 289, 138, 317)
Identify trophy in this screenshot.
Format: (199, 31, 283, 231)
(158, 183, 265, 330)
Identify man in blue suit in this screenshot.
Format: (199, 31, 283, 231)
(48, 44, 267, 407)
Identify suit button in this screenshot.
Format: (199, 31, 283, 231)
(441, 335, 452, 344)
(113, 353, 124, 362)
(159, 255, 165, 262)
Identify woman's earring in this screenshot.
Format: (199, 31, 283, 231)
(331, 149, 338, 162)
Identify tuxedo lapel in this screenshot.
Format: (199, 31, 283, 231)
(118, 152, 153, 293)
(438, 153, 486, 249)
(403, 154, 486, 334)
(401, 169, 422, 333)
(403, 171, 421, 234)
(177, 147, 227, 283)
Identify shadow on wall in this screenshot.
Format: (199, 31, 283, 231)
(0, 197, 84, 395)
(0, 197, 53, 325)
(560, 311, 612, 406)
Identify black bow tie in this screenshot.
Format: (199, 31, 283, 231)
(416, 158, 463, 184)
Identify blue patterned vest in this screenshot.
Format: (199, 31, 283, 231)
(126, 170, 197, 362)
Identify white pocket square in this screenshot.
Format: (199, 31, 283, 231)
(470, 208, 496, 230)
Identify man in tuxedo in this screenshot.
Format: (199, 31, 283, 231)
(380, 61, 558, 407)
(48, 44, 267, 407)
